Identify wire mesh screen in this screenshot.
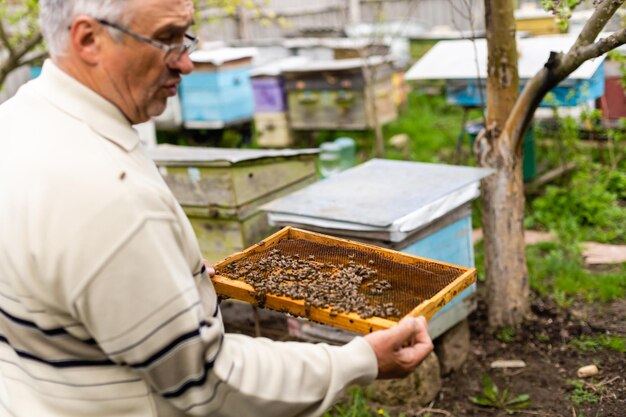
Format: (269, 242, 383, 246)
(216, 237, 467, 320)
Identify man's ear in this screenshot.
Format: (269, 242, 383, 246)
(68, 16, 102, 65)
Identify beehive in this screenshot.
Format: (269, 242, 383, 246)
(261, 159, 493, 339)
(283, 57, 397, 130)
(148, 145, 318, 262)
(180, 48, 257, 129)
(254, 112, 293, 148)
(213, 227, 476, 334)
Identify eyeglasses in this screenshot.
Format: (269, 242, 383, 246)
(95, 18, 198, 65)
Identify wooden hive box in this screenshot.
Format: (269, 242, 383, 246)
(254, 112, 294, 148)
(251, 77, 287, 113)
(262, 159, 493, 339)
(283, 57, 397, 130)
(180, 48, 257, 129)
(213, 227, 476, 335)
(149, 145, 318, 262)
(514, 8, 562, 36)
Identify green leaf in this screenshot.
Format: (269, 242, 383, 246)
(508, 401, 532, 410)
(508, 394, 530, 405)
(470, 396, 495, 407)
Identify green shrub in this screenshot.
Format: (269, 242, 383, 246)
(526, 165, 626, 244)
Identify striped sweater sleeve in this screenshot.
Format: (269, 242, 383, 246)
(70, 214, 378, 417)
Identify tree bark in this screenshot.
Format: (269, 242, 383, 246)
(478, 0, 528, 327)
(479, 0, 626, 328)
(236, 5, 250, 40)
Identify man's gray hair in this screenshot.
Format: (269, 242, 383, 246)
(39, 0, 134, 57)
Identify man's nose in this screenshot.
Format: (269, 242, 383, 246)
(169, 52, 194, 75)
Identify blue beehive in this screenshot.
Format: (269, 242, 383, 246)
(406, 35, 607, 109)
(262, 159, 493, 340)
(180, 48, 257, 128)
(446, 62, 605, 108)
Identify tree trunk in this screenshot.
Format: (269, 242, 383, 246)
(478, 0, 528, 327)
(236, 5, 250, 40)
(477, 0, 626, 327)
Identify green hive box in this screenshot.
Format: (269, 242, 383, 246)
(283, 57, 398, 130)
(149, 145, 318, 262)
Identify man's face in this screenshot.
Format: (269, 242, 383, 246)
(99, 0, 194, 124)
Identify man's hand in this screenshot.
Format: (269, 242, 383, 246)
(203, 260, 216, 277)
(364, 316, 433, 379)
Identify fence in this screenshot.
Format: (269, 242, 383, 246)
(198, 0, 485, 41)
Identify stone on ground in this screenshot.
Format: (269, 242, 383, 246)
(368, 351, 441, 407)
(435, 319, 470, 376)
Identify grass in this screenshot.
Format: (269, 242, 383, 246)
(568, 379, 603, 406)
(323, 388, 398, 417)
(571, 335, 626, 353)
(384, 94, 481, 163)
(495, 327, 516, 343)
(526, 242, 626, 303)
(314, 93, 482, 164)
(473, 237, 626, 306)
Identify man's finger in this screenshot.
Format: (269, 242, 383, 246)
(388, 317, 420, 348)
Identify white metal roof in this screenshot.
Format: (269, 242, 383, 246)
(405, 34, 606, 81)
(189, 47, 258, 65)
(262, 159, 493, 240)
(148, 144, 318, 165)
(282, 55, 392, 73)
(250, 56, 311, 77)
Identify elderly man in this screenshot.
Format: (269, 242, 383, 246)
(0, 1, 433, 416)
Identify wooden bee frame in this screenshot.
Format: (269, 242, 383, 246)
(212, 227, 476, 334)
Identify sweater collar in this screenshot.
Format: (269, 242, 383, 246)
(35, 60, 139, 152)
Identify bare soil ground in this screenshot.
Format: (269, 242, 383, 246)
(433, 294, 626, 417)
(220, 293, 626, 417)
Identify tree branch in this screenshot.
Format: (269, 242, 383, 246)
(18, 50, 48, 68)
(12, 32, 43, 63)
(509, 0, 626, 151)
(557, 0, 626, 80)
(576, 28, 626, 63)
(571, 0, 624, 48)
(507, 67, 554, 152)
(0, 19, 15, 56)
